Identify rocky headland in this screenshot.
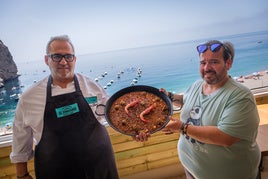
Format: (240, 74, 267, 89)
(0, 40, 18, 87)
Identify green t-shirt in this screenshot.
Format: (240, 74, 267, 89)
(179, 78, 261, 179)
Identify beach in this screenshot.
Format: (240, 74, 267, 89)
(235, 70, 268, 92)
(0, 123, 12, 136)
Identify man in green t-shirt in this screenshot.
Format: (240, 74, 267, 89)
(161, 40, 261, 179)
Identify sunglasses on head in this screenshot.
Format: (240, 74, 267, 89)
(196, 43, 223, 53)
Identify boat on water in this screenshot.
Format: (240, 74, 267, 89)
(9, 93, 21, 101)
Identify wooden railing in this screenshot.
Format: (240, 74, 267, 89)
(0, 92, 268, 178)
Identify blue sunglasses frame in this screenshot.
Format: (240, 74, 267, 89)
(196, 43, 223, 53)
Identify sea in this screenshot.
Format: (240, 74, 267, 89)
(1, 30, 268, 128)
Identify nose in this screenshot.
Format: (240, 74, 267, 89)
(203, 63, 210, 69)
(59, 57, 68, 64)
(203, 62, 213, 70)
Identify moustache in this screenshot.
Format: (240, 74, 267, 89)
(58, 64, 69, 68)
(204, 70, 216, 74)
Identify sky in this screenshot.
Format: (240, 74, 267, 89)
(1, 0, 268, 62)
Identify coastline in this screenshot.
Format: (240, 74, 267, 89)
(234, 69, 268, 91)
(1, 70, 268, 136)
(0, 124, 12, 136)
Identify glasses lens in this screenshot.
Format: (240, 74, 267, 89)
(210, 43, 222, 52)
(51, 54, 62, 62)
(197, 45, 207, 53)
(64, 54, 74, 62)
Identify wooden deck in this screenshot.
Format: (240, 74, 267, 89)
(258, 104, 268, 125)
(0, 92, 268, 179)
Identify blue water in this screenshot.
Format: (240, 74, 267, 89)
(1, 30, 268, 127)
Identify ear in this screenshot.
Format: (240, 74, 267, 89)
(45, 55, 49, 65)
(226, 58, 233, 70)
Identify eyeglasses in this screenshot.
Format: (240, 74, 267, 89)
(196, 43, 223, 53)
(48, 54, 75, 62)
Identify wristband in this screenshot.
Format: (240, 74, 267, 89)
(180, 122, 185, 134)
(17, 172, 29, 179)
(184, 123, 189, 135)
(180, 123, 190, 136)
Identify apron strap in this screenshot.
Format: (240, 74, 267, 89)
(46, 75, 52, 102)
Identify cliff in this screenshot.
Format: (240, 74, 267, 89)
(0, 40, 18, 82)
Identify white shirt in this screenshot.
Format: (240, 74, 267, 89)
(10, 73, 109, 163)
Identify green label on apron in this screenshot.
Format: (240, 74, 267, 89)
(85, 96, 97, 104)
(55, 103, 80, 118)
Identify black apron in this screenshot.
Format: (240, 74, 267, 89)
(34, 75, 119, 179)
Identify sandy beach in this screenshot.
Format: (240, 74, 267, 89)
(0, 125, 12, 136)
(234, 69, 268, 93)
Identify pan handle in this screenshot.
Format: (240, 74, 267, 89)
(95, 104, 106, 116)
(171, 99, 182, 111)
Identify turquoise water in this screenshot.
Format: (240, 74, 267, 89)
(1, 30, 268, 127)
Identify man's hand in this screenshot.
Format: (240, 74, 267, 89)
(132, 131, 151, 142)
(162, 116, 182, 134)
